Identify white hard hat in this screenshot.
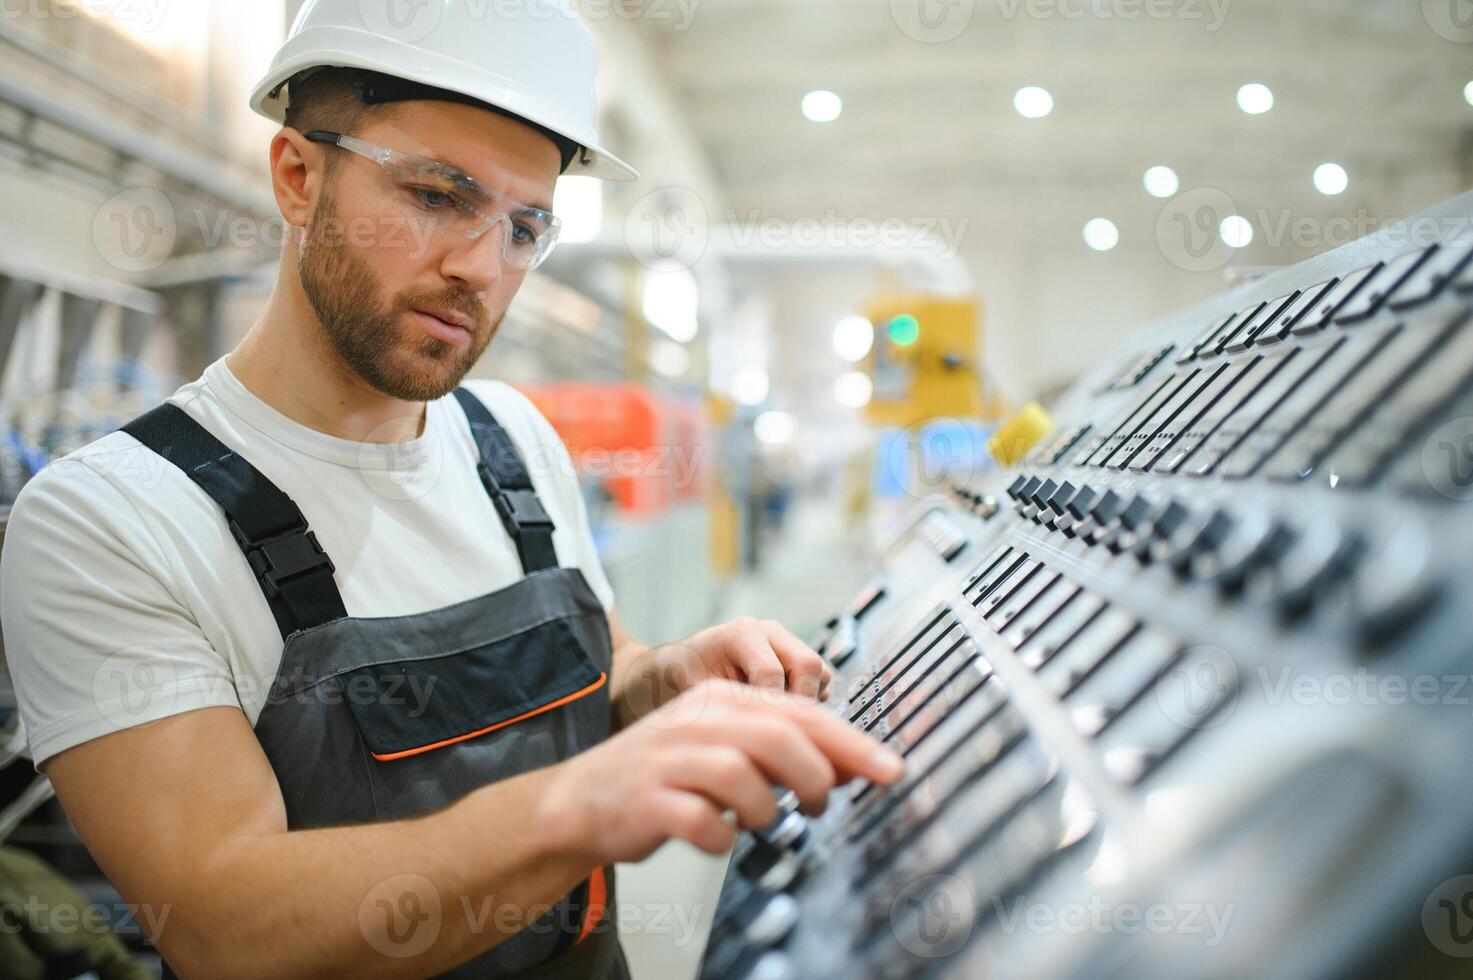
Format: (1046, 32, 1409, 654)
(250, 0, 637, 181)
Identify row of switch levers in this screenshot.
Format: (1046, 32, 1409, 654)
(1029, 241, 1473, 491)
(702, 542, 1234, 980)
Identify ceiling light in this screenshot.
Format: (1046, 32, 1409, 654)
(732, 368, 770, 407)
(802, 90, 843, 123)
(1313, 163, 1349, 196)
(833, 316, 875, 363)
(834, 372, 874, 409)
(1013, 86, 1054, 119)
(1143, 166, 1179, 199)
(754, 411, 797, 445)
(1219, 215, 1254, 249)
(1083, 218, 1120, 252)
(1464, 81, 1473, 107)
(1236, 83, 1274, 115)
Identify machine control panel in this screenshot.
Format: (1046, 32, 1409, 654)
(700, 192, 1473, 980)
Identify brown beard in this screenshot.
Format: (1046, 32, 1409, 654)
(297, 188, 503, 402)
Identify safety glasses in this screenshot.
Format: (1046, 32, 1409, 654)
(304, 130, 562, 271)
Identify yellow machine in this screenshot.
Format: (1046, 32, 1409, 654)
(862, 295, 1001, 427)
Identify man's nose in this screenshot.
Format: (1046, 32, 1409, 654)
(439, 219, 507, 293)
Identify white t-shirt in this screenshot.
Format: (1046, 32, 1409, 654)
(0, 357, 616, 769)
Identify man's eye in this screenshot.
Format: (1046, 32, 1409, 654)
(412, 187, 458, 210)
(511, 223, 538, 245)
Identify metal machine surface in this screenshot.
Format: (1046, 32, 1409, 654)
(699, 191, 1473, 980)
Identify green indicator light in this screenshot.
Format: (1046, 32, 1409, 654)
(888, 314, 920, 346)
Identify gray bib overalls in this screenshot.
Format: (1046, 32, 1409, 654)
(123, 387, 630, 979)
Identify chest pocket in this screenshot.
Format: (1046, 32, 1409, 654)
(344, 617, 605, 762)
(339, 613, 611, 821)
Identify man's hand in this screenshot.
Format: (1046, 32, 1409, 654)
(547, 678, 904, 865)
(610, 615, 834, 727)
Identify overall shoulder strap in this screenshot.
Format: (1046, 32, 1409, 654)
(452, 387, 560, 574)
(121, 403, 347, 640)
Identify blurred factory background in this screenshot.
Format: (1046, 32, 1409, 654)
(0, 1, 1470, 977)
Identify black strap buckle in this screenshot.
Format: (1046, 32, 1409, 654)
(229, 519, 336, 598)
(477, 464, 554, 535)
(494, 488, 554, 533)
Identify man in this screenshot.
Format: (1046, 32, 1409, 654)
(0, 2, 904, 978)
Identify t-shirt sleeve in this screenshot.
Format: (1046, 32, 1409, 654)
(0, 457, 242, 770)
(467, 382, 618, 613)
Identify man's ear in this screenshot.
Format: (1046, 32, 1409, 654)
(269, 128, 321, 229)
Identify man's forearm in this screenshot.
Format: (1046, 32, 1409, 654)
(160, 764, 596, 979)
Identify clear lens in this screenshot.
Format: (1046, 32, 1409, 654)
(349, 137, 560, 271)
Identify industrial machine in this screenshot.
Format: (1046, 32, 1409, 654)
(699, 191, 1473, 980)
(865, 295, 994, 427)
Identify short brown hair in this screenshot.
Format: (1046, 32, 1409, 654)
(282, 68, 401, 175)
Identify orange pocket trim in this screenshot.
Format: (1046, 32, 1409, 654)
(577, 867, 608, 945)
(370, 672, 608, 762)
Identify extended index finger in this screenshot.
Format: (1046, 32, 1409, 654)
(777, 697, 906, 787)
